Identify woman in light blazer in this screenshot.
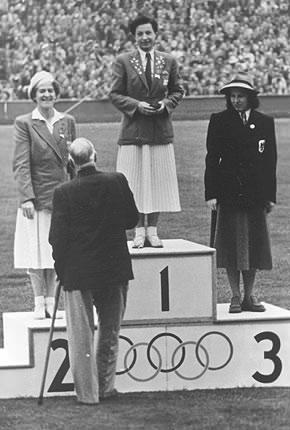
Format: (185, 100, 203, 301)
(13, 71, 76, 319)
(205, 73, 277, 314)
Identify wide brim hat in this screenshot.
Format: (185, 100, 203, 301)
(27, 71, 60, 99)
(219, 73, 258, 94)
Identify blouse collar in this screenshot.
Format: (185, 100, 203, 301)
(32, 107, 64, 125)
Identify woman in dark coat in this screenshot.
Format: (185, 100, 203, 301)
(204, 73, 277, 313)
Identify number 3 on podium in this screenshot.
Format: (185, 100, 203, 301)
(252, 331, 282, 383)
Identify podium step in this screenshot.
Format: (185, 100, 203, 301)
(216, 302, 290, 322)
(127, 239, 216, 322)
(0, 304, 290, 398)
(0, 240, 289, 398)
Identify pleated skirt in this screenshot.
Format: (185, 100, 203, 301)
(116, 144, 181, 214)
(14, 209, 54, 269)
(214, 204, 272, 270)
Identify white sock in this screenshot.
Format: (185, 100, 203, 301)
(135, 227, 145, 237)
(34, 296, 45, 319)
(34, 296, 45, 308)
(45, 297, 54, 305)
(147, 226, 157, 236)
(45, 297, 62, 319)
(46, 297, 56, 312)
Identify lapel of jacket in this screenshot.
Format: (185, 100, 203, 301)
(226, 109, 243, 130)
(237, 109, 260, 141)
(129, 50, 149, 90)
(151, 51, 167, 92)
(53, 118, 71, 161)
(32, 118, 63, 161)
(248, 110, 260, 130)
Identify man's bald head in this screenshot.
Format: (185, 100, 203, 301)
(69, 138, 96, 167)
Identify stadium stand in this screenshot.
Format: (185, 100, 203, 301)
(0, 0, 289, 100)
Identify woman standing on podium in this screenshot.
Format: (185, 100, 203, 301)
(110, 15, 184, 249)
(204, 73, 277, 313)
(13, 71, 76, 319)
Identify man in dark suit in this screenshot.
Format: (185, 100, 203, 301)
(49, 137, 139, 404)
(110, 15, 184, 248)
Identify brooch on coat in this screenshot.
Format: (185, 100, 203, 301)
(129, 56, 143, 76)
(258, 139, 265, 153)
(249, 123, 255, 129)
(161, 70, 169, 87)
(58, 121, 67, 139)
(155, 55, 167, 85)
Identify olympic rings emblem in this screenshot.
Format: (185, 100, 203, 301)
(147, 333, 185, 373)
(124, 342, 162, 382)
(195, 331, 233, 371)
(116, 336, 137, 375)
(117, 331, 233, 381)
(172, 341, 209, 380)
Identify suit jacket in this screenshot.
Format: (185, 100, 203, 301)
(205, 108, 277, 208)
(13, 112, 76, 210)
(49, 166, 139, 291)
(109, 49, 184, 146)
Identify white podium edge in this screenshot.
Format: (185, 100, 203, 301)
(1, 304, 290, 371)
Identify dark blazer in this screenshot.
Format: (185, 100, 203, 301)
(109, 49, 184, 146)
(49, 166, 139, 291)
(13, 112, 76, 210)
(205, 108, 277, 208)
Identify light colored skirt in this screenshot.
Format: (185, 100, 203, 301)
(14, 209, 54, 269)
(116, 144, 181, 213)
(214, 204, 272, 271)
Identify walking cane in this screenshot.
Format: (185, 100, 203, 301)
(37, 281, 62, 405)
(209, 209, 217, 248)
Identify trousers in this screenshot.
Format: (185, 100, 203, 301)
(64, 282, 128, 404)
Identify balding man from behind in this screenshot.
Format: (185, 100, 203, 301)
(49, 137, 139, 404)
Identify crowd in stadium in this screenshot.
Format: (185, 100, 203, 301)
(0, 0, 289, 101)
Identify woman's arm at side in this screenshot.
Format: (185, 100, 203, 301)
(13, 116, 35, 204)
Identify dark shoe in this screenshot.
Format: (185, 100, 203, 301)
(229, 296, 242, 313)
(99, 389, 119, 401)
(241, 296, 266, 312)
(146, 235, 163, 248)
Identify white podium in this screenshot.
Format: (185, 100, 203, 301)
(125, 239, 216, 322)
(0, 239, 290, 399)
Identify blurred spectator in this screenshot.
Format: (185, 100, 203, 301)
(0, 0, 289, 99)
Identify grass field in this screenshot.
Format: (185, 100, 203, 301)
(0, 120, 290, 429)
